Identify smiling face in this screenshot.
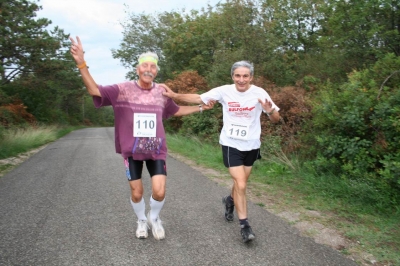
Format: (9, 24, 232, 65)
(136, 61, 158, 88)
(232, 66, 253, 92)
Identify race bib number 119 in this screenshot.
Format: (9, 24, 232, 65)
(226, 123, 249, 140)
(134, 113, 156, 137)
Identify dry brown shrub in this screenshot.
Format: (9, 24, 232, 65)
(0, 100, 36, 127)
(164, 71, 209, 105)
(261, 86, 313, 153)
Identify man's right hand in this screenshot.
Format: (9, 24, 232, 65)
(69, 36, 85, 66)
(160, 84, 177, 99)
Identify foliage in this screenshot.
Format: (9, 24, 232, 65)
(306, 54, 400, 210)
(115, 0, 400, 87)
(82, 96, 114, 126)
(111, 12, 165, 80)
(163, 70, 222, 138)
(1, 0, 68, 84)
(0, 100, 36, 127)
(0, 0, 97, 126)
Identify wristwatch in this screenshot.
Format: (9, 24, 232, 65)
(263, 108, 275, 116)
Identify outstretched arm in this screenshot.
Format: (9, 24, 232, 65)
(69, 36, 101, 97)
(173, 101, 216, 117)
(160, 84, 204, 104)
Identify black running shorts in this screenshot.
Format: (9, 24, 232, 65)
(124, 157, 167, 181)
(222, 145, 261, 168)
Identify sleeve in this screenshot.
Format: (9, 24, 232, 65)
(92, 84, 119, 108)
(163, 98, 180, 119)
(200, 86, 225, 104)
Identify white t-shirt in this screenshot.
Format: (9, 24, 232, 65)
(200, 84, 279, 151)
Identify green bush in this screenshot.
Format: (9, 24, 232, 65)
(305, 53, 400, 210)
(178, 105, 222, 141)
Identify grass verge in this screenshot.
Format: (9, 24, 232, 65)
(0, 125, 80, 160)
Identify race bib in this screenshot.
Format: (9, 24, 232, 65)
(133, 113, 156, 137)
(225, 122, 249, 140)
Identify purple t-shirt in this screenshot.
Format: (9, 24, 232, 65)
(93, 81, 180, 160)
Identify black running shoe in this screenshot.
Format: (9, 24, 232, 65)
(222, 195, 234, 222)
(240, 225, 255, 243)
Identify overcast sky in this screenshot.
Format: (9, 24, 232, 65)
(37, 0, 221, 85)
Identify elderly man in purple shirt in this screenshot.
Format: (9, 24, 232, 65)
(70, 36, 214, 240)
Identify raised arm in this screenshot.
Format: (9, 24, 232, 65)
(160, 84, 204, 104)
(69, 36, 101, 97)
(258, 98, 280, 123)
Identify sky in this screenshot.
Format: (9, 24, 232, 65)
(37, 0, 221, 85)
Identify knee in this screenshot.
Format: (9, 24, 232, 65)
(152, 189, 165, 201)
(130, 186, 143, 202)
(131, 192, 143, 202)
(234, 180, 247, 192)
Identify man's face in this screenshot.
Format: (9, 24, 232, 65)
(232, 67, 253, 92)
(136, 61, 158, 84)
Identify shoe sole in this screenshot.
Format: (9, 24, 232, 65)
(222, 196, 234, 222)
(136, 234, 148, 239)
(243, 234, 255, 243)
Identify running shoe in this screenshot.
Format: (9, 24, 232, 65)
(136, 220, 149, 239)
(240, 225, 256, 243)
(147, 213, 165, 240)
(222, 195, 234, 222)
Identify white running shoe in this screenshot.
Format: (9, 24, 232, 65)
(147, 213, 165, 240)
(136, 220, 149, 239)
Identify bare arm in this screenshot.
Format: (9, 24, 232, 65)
(173, 101, 215, 117)
(266, 109, 280, 123)
(69, 36, 101, 97)
(160, 84, 204, 104)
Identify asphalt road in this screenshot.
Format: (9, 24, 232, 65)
(0, 128, 358, 266)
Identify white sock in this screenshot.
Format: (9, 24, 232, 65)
(149, 195, 165, 220)
(130, 197, 146, 221)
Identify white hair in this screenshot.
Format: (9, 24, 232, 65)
(137, 51, 160, 71)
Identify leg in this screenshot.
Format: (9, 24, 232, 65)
(230, 165, 256, 243)
(126, 158, 145, 218)
(125, 158, 148, 239)
(149, 174, 166, 220)
(146, 160, 167, 240)
(221, 146, 259, 242)
(228, 165, 252, 220)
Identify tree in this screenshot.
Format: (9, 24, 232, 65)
(111, 11, 165, 80)
(1, 0, 66, 85)
(318, 0, 400, 71)
(1, 0, 86, 124)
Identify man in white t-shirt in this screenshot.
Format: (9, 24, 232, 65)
(162, 61, 280, 243)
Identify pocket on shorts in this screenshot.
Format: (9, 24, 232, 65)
(132, 137, 163, 154)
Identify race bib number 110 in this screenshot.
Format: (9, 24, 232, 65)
(134, 113, 156, 137)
